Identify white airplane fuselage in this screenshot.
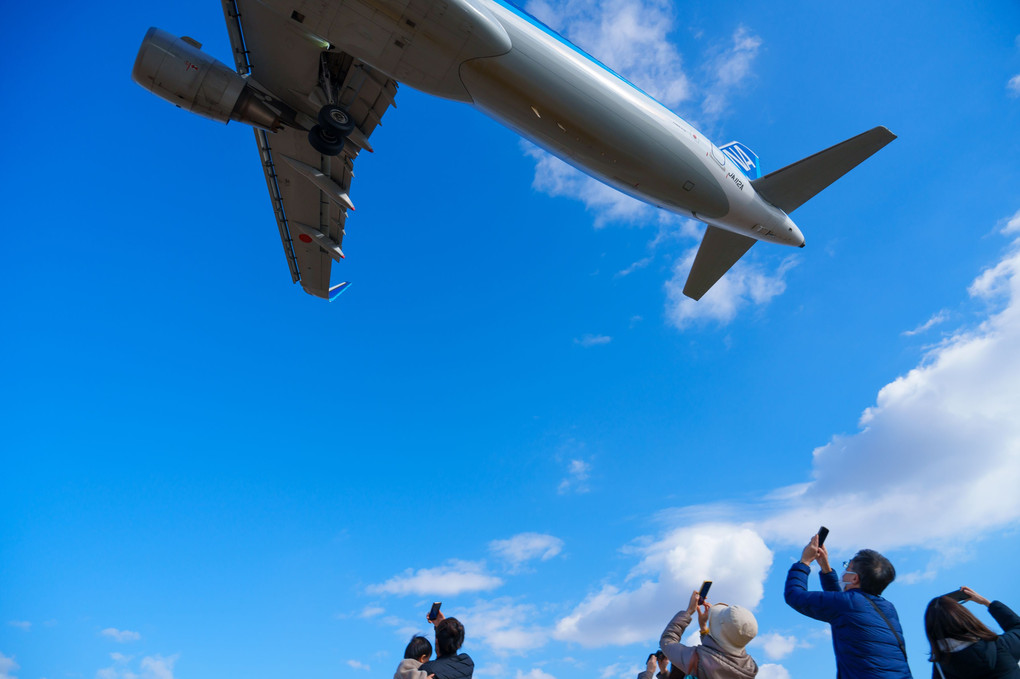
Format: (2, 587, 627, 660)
(313, 0, 805, 247)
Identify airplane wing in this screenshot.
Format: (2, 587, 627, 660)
(683, 226, 757, 301)
(221, 0, 398, 299)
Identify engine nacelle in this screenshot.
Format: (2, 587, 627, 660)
(132, 27, 283, 131)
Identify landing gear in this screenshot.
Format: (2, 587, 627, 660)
(308, 103, 354, 156)
(308, 124, 345, 155)
(319, 104, 355, 136)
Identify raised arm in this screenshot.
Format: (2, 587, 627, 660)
(660, 591, 699, 674)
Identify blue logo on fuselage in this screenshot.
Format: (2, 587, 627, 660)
(719, 141, 762, 179)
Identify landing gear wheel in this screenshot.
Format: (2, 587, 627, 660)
(308, 125, 345, 156)
(318, 104, 356, 136)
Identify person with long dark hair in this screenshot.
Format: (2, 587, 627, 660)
(924, 586, 1020, 679)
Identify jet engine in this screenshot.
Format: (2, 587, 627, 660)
(132, 27, 283, 131)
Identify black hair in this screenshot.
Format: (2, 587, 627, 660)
(850, 549, 896, 595)
(435, 617, 465, 657)
(404, 635, 433, 660)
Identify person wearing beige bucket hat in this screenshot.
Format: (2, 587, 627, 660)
(660, 589, 760, 678)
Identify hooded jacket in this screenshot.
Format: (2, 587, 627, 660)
(785, 561, 912, 679)
(931, 601, 1020, 679)
(395, 659, 430, 679)
(419, 653, 474, 679)
(659, 610, 759, 679)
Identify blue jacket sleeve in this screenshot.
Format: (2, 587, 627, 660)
(784, 561, 848, 623)
(820, 569, 841, 592)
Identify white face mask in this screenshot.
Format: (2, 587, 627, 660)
(841, 571, 857, 591)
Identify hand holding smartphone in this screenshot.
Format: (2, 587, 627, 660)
(698, 581, 712, 605)
(428, 601, 442, 622)
(817, 526, 829, 547)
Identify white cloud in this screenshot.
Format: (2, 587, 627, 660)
(1008, 74, 1020, 98)
(1002, 209, 1020, 235)
(101, 628, 141, 643)
(902, 310, 949, 336)
(554, 216, 1020, 647)
(702, 27, 763, 118)
(367, 560, 503, 596)
(664, 247, 795, 329)
(360, 605, 385, 618)
(515, 670, 556, 679)
(97, 653, 176, 679)
(575, 334, 612, 347)
(752, 632, 801, 661)
(756, 664, 791, 679)
(6, 622, 30, 630)
(139, 655, 177, 679)
(346, 660, 370, 671)
(553, 524, 772, 646)
(558, 459, 592, 494)
(490, 533, 564, 570)
(0, 652, 18, 679)
(599, 663, 633, 679)
(455, 599, 551, 654)
(616, 256, 653, 277)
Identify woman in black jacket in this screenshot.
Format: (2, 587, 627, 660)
(925, 586, 1020, 679)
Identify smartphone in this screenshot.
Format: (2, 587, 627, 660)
(698, 581, 712, 605)
(655, 651, 665, 661)
(817, 526, 829, 547)
(428, 601, 442, 621)
(943, 589, 970, 602)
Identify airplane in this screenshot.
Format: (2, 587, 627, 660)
(132, 0, 895, 301)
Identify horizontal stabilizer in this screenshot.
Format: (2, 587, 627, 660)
(683, 226, 757, 300)
(751, 126, 896, 214)
(328, 282, 351, 301)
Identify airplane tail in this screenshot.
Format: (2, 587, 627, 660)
(683, 126, 896, 301)
(751, 126, 896, 214)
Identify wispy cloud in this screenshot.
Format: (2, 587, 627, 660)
(97, 652, 177, 679)
(1008, 74, 1020, 98)
(557, 458, 592, 494)
(6, 621, 30, 631)
(360, 605, 385, 618)
(574, 334, 611, 347)
(701, 26, 763, 118)
(1002, 208, 1020, 235)
(615, 256, 653, 278)
(457, 599, 551, 655)
(101, 628, 141, 643)
(664, 247, 795, 329)
(0, 652, 18, 679)
(346, 660, 371, 671)
(902, 310, 949, 336)
(490, 533, 564, 571)
(366, 560, 503, 596)
(515, 670, 557, 679)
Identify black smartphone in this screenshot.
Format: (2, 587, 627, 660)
(655, 650, 665, 661)
(698, 581, 712, 605)
(817, 526, 829, 547)
(943, 589, 970, 602)
(428, 601, 442, 621)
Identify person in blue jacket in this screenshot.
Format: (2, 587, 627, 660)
(784, 532, 913, 679)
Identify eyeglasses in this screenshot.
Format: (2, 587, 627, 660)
(842, 560, 856, 573)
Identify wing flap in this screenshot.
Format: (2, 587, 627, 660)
(683, 226, 757, 301)
(751, 126, 896, 214)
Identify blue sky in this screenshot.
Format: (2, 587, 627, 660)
(2, 1, 1020, 678)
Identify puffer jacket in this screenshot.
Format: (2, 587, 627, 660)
(785, 561, 912, 679)
(420, 653, 474, 679)
(659, 610, 759, 679)
(931, 601, 1020, 679)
